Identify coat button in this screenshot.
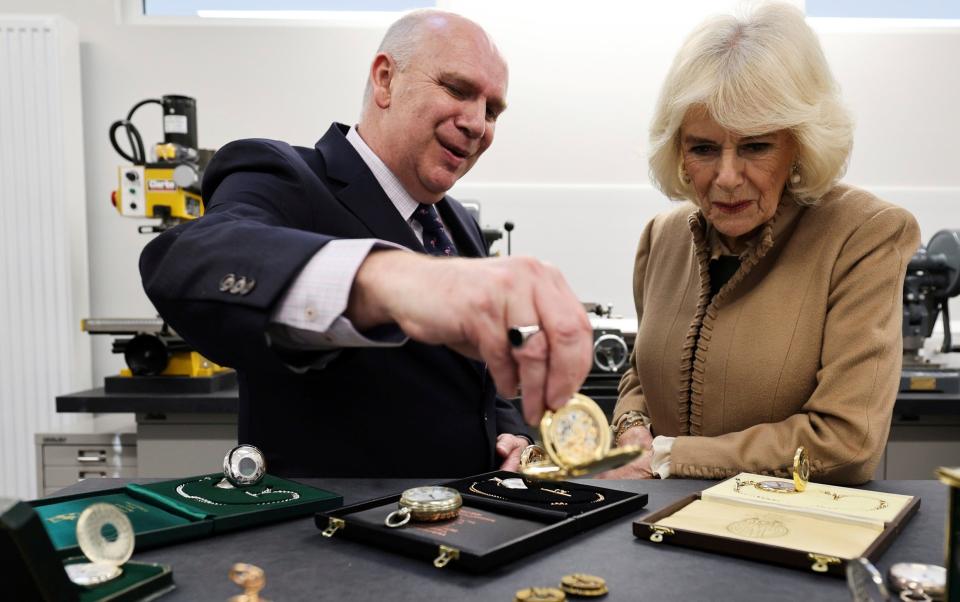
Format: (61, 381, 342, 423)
(240, 278, 256, 296)
(229, 276, 247, 295)
(219, 273, 236, 292)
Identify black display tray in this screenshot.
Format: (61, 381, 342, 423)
(315, 470, 647, 573)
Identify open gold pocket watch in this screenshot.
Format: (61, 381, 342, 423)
(521, 394, 642, 480)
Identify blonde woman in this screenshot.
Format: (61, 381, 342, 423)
(605, 3, 919, 484)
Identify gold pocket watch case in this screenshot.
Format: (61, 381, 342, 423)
(521, 394, 642, 480)
(384, 486, 463, 528)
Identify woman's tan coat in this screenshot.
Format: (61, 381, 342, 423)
(613, 184, 920, 484)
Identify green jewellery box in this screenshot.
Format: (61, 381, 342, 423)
(2, 497, 174, 601)
(30, 473, 342, 558)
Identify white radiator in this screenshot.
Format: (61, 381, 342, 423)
(0, 15, 92, 500)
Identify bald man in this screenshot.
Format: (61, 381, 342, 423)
(140, 10, 592, 477)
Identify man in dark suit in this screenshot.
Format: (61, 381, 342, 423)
(139, 10, 592, 477)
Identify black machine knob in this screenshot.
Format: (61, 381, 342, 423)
(123, 334, 170, 376)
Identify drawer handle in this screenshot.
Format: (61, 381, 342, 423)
(79, 471, 107, 479)
(77, 450, 107, 463)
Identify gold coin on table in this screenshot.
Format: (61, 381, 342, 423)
(793, 446, 810, 492)
(514, 586, 567, 601)
(560, 573, 608, 597)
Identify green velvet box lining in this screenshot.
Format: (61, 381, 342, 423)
(35, 493, 195, 552)
(131, 473, 336, 518)
(33, 474, 342, 557)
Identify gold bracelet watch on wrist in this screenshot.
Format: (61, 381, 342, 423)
(611, 410, 650, 446)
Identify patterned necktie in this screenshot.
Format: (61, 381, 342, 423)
(411, 203, 458, 257)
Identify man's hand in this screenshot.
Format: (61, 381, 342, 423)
(347, 251, 593, 424)
(495, 434, 529, 472)
(596, 425, 655, 479)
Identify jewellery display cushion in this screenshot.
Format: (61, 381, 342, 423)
(633, 473, 920, 577)
(315, 470, 647, 573)
(31, 473, 342, 558)
(1, 498, 175, 601)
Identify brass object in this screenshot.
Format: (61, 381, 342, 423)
(65, 503, 134, 587)
(519, 444, 547, 469)
(793, 446, 810, 492)
(746, 446, 810, 494)
(228, 563, 269, 602)
(649, 525, 674, 543)
(321, 517, 344, 538)
(910, 376, 937, 391)
(521, 394, 642, 480)
(808, 553, 841, 573)
(560, 573, 608, 597)
(611, 410, 649, 447)
(433, 545, 460, 568)
(514, 586, 567, 601)
(384, 486, 462, 528)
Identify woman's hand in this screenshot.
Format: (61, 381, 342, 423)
(596, 425, 656, 479)
(616, 424, 654, 450)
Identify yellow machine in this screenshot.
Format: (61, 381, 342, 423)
(109, 95, 212, 233)
(90, 95, 230, 389)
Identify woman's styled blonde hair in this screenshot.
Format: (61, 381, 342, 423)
(648, 2, 853, 205)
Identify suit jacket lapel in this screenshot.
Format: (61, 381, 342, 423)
(316, 124, 422, 251)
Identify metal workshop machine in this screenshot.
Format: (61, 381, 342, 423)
(901, 229, 960, 395)
(85, 95, 233, 393)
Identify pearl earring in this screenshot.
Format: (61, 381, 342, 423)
(789, 163, 801, 186)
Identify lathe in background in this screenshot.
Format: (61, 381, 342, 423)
(580, 302, 637, 420)
(901, 229, 960, 396)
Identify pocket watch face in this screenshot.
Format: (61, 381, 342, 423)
(889, 563, 946, 590)
(542, 394, 611, 468)
(400, 486, 460, 507)
(755, 480, 798, 493)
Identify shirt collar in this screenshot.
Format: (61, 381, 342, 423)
(345, 125, 420, 222)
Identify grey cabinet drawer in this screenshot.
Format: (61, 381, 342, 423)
(43, 465, 137, 488)
(43, 444, 137, 467)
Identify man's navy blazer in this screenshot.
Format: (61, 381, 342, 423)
(140, 123, 528, 477)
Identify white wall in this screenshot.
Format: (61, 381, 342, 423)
(0, 0, 958, 389)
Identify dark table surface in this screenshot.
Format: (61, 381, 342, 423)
(54, 477, 948, 601)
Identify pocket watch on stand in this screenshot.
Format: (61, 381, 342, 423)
(521, 394, 642, 480)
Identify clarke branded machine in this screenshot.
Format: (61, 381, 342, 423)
(84, 95, 233, 393)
